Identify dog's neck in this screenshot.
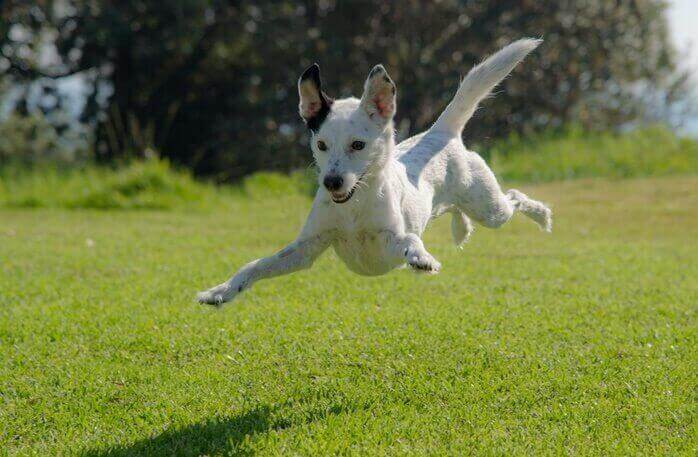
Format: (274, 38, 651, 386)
(369, 124, 396, 180)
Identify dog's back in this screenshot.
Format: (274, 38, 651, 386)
(393, 38, 550, 237)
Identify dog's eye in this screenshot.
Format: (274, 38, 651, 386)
(351, 141, 365, 151)
(317, 140, 328, 151)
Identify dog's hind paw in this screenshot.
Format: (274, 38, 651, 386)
(406, 250, 441, 274)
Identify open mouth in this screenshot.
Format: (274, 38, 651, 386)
(331, 186, 356, 204)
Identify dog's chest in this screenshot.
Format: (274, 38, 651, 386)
(332, 228, 397, 276)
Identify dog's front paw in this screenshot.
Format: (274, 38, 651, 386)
(197, 282, 239, 306)
(406, 249, 441, 274)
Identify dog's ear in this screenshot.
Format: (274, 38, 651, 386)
(298, 63, 333, 132)
(360, 64, 396, 124)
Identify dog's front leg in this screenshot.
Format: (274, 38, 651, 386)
(197, 234, 331, 306)
(383, 231, 441, 274)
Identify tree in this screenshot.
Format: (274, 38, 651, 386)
(1, 0, 693, 180)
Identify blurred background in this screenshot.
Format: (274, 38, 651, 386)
(0, 0, 696, 190)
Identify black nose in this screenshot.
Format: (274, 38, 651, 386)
(323, 175, 343, 192)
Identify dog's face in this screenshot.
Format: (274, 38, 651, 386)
(298, 64, 396, 203)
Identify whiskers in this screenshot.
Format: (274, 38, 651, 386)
(354, 176, 370, 192)
(350, 168, 382, 203)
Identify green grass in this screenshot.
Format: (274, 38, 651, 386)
(489, 126, 698, 182)
(1, 176, 696, 455)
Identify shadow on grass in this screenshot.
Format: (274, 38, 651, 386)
(82, 402, 354, 456)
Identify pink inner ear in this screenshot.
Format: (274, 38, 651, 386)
(372, 94, 393, 118)
(373, 97, 388, 117)
(303, 101, 319, 117)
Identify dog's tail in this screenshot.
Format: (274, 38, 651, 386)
(430, 38, 542, 136)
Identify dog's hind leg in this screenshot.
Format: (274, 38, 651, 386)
(450, 210, 474, 247)
(506, 189, 552, 232)
(454, 155, 552, 231)
(458, 187, 551, 232)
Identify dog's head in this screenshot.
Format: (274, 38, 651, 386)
(298, 63, 396, 203)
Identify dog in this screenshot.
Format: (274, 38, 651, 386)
(198, 38, 552, 306)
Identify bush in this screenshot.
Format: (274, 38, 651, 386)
(0, 159, 317, 210)
(0, 159, 224, 210)
(241, 169, 317, 199)
(488, 126, 698, 182)
(1, 127, 696, 210)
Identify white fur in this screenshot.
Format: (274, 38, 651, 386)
(198, 38, 552, 306)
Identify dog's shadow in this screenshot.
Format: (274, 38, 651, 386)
(82, 401, 355, 456)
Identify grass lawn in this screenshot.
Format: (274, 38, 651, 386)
(1, 176, 696, 456)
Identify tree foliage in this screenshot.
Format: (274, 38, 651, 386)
(0, 0, 692, 180)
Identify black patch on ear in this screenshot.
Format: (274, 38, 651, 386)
(300, 63, 333, 132)
(300, 63, 322, 89)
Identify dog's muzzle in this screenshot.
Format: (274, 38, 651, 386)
(324, 174, 353, 202)
(330, 187, 356, 204)
(326, 170, 367, 204)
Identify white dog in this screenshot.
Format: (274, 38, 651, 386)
(198, 38, 552, 306)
